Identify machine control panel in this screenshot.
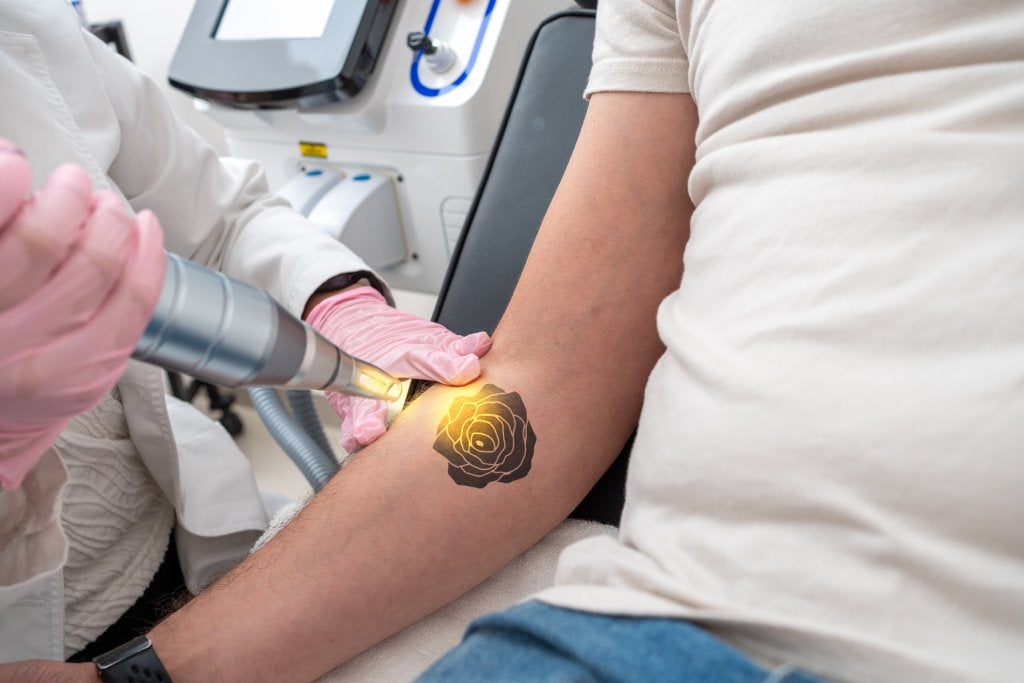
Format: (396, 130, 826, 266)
(408, 0, 498, 97)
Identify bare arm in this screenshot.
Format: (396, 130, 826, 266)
(153, 91, 697, 681)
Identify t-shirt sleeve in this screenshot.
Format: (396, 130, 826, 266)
(586, 0, 690, 97)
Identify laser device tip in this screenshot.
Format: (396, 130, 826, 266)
(351, 360, 404, 402)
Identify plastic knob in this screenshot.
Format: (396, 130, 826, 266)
(406, 31, 437, 55)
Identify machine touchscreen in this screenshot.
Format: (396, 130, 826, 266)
(169, 0, 395, 107)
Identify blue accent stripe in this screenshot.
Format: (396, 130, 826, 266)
(410, 0, 498, 98)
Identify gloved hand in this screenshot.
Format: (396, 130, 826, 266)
(0, 145, 166, 490)
(0, 141, 30, 227)
(306, 286, 492, 453)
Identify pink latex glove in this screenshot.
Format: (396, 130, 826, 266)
(0, 147, 166, 490)
(0, 141, 30, 227)
(306, 286, 492, 453)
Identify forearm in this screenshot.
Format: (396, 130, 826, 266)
(149, 357, 641, 681)
(149, 91, 697, 682)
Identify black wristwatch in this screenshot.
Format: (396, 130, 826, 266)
(93, 635, 173, 682)
(314, 270, 372, 293)
(314, 270, 390, 301)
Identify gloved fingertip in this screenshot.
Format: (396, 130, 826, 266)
(134, 211, 167, 260)
(340, 429, 360, 455)
(454, 331, 493, 356)
(135, 209, 163, 232)
(91, 190, 126, 213)
(353, 420, 388, 448)
(124, 219, 168, 313)
(455, 357, 484, 385)
(337, 396, 388, 453)
(23, 165, 92, 237)
(0, 147, 31, 226)
(432, 352, 482, 386)
(44, 164, 92, 202)
(340, 420, 385, 453)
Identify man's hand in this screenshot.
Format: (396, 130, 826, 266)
(0, 660, 96, 683)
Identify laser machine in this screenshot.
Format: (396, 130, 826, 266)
(169, 0, 569, 313)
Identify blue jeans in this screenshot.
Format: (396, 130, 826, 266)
(416, 601, 822, 683)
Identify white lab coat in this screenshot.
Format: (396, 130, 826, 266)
(0, 1, 376, 660)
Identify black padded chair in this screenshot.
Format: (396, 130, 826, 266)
(427, 8, 630, 526)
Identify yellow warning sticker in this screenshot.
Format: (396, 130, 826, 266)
(299, 141, 328, 158)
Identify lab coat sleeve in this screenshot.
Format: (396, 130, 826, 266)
(0, 450, 67, 609)
(80, 32, 385, 317)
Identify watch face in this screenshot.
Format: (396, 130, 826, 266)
(94, 636, 152, 669)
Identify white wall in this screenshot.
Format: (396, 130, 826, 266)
(83, 0, 228, 155)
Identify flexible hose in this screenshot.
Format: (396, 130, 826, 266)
(285, 390, 336, 459)
(248, 387, 338, 491)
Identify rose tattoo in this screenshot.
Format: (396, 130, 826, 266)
(433, 384, 535, 488)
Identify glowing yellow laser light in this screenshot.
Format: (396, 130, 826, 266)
(351, 361, 404, 402)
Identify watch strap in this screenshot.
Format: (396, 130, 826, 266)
(93, 635, 172, 683)
(314, 270, 390, 301)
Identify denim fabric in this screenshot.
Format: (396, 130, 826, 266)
(416, 601, 822, 683)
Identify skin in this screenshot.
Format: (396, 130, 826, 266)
(0, 90, 697, 682)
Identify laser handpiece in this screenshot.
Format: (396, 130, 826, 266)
(133, 253, 402, 402)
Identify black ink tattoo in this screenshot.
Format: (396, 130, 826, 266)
(433, 384, 536, 488)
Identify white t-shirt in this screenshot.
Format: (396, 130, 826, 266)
(538, 2, 1024, 681)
